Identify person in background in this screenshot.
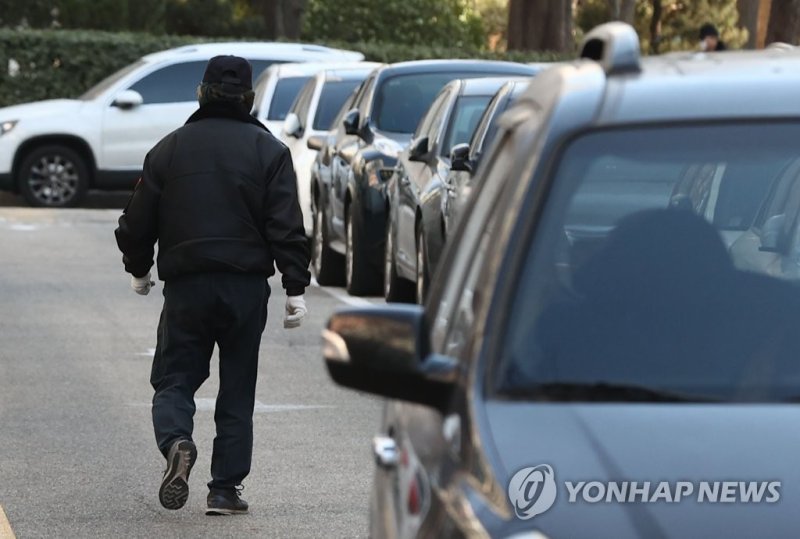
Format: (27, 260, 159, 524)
(115, 55, 310, 516)
(700, 23, 727, 51)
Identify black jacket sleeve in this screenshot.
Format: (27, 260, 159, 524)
(114, 148, 164, 278)
(263, 147, 311, 296)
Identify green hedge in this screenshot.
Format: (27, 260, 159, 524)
(0, 29, 567, 108)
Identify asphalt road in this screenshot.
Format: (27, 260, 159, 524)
(0, 194, 383, 538)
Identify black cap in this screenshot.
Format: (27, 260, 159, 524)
(699, 23, 719, 40)
(202, 55, 253, 92)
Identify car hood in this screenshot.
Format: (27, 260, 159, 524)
(0, 99, 85, 121)
(484, 402, 800, 538)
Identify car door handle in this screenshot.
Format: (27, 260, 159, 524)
(372, 435, 399, 468)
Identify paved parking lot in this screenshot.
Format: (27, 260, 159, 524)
(0, 199, 382, 538)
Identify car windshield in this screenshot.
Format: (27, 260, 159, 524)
(80, 60, 147, 100)
(267, 76, 312, 121)
(373, 72, 496, 134)
(496, 123, 800, 403)
(312, 79, 362, 131)
(441, 95, 492, 157)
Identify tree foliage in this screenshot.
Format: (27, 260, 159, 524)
(301, 0, 485, 49)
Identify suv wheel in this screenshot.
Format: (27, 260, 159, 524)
(18, 145, 89, 207)
(384, 218, 414, 302)
(312, 205, 345, 286)
(345, 199, 380, 296)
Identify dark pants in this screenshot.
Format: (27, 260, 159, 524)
(150, 272, 270, 490)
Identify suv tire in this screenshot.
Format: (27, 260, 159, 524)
(18, 145, 89, 207)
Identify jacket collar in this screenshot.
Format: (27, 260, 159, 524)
(185, 101, 269, 132)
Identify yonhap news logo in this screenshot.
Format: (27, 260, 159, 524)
(507, 464, 781, 520)
(508, 465, 558, 520)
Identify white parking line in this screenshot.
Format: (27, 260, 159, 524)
(127, 398, 333, 414)
(310, 277, 378, 308)
(0, 505, 16, 539)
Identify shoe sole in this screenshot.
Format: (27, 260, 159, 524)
(159, 440, 197, 510)
(205, 508, 249, 516)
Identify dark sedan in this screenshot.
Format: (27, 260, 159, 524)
(384, 77, 532, 303)
(311, 60, 538, 295)
(322, 23, 800, 538)
(443, 78, 531, 239)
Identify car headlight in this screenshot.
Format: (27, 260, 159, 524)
(0, 120, 18, 135)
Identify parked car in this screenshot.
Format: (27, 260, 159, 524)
(0, 42, 364, 207)
(312, 60, 538, 295)
(323, 24, 800, 538)
(443, 78, 532, 238)
(385, 77, 531, 303)
(251, 60, 368, 135)
(280, 64, 381, 236)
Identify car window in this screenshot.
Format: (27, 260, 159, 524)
(440, 96, 492, 157)
(127, 61, 208, 104)
(495, 122, 800, 403)
(414, 90, 450, 140)
(355, 75, 376, 118)
(268, 76, 312, 121)
(312, 79, 363, 131)
(289, 78, 317, 125)
(82, 60, 147, 100)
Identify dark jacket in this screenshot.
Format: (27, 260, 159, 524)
(115, 102, 311, 296)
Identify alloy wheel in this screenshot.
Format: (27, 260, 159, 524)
(27, 154, 80, 206)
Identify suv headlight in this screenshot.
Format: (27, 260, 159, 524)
(1, 120, 18, 135)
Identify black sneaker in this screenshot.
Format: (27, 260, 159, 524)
(158, 439, 197, 510)
(206, 486, 249, 515)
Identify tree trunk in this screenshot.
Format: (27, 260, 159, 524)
(507, 0, 573, 52)
(259, 0, 305, 40)
(649, 0, 662, 54)
(738, 0, 772, 48)
(766, 0, 800, 44)
(608, 0, 636, 23)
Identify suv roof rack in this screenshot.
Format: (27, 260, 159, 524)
(580, 22, 641, 75)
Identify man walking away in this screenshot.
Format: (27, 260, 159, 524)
(115, 55, 311, 515)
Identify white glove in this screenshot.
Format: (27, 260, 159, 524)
(131, 272, 155, 296)
(284, 295, 307, 329)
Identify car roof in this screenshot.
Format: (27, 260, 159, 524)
(142, 42, 364, 63)
(323, 64, 382, 81)
(376, 59, 537, 78)
(459, 76, 532, 97)
(265, 61, 378, 78)
(519, 25, 800, 131)
(601, 49, 800, 124)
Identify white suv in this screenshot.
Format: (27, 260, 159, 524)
(0, 42, 363, 207)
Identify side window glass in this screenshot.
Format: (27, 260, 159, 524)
(415, 91, 449, 139)
(128, 61, 207, 105)
(290, 79, 316, 124)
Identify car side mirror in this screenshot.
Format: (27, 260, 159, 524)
(343, 109, 360, 136)
(283, 112, 303, 138)
(760, 213, 787, 253)
(307, 134, 325, 151)
(322, 305, 457, 412)
(112, 90, 143, 110)
(408, 136, 431, 163)
(449, 143, 472, 172)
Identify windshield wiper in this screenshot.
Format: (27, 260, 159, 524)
(501, 382, 718, 403)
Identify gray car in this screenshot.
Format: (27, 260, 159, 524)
(323, 23, 800, 538)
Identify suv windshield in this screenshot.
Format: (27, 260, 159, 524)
(374, 72, 490, 134)
(497, 123, 800, 403)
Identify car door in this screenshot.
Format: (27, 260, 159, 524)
(283, 78, 319, 234)
(330, 75, 375, 240)
(103, 59, 277, 172)
(101, 60, 207, 171)
(396, 89, 453, 273)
